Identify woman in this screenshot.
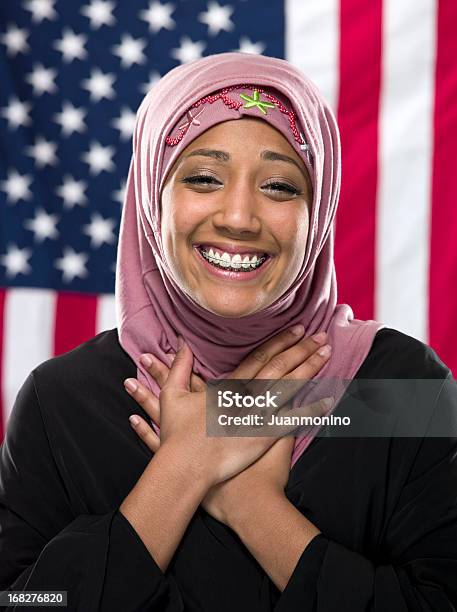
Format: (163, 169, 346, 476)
(0, 52, 456, 611)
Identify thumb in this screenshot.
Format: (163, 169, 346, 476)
(164, 336, 193, 392)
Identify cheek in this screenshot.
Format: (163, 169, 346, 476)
(161, 190, 207, 253)
(277, 207, 310, 256)
(170, 208, 204, 244)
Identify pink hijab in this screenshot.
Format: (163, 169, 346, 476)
(115, 52, 386, 468)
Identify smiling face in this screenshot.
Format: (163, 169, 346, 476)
(160, 117, 312, 318)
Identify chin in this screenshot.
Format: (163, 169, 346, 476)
(197, 297, 267, 318)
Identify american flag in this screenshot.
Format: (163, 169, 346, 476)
(0, 0, 456, 440)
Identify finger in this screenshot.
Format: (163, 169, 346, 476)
(190, 372, 206, 392)
(287, 343, 332, 379)
(163, 336, 193, 392)
(142, 350, 205, 394)
(230, 327, 328, 381)
(265, 344, 332, 407)
(254, 335, 330, 381)
(139, 353, 170, 388)
(124, 378, 161, 425)
(128, 414, 160, 453)
(166, 352, 206, 393)
(229, 325, 305, 380)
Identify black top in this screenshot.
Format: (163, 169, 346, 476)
(1, 327, 457, 612)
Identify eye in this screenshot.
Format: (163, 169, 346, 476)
(180, 174, 302, 196)
(180, 174, 221, 186)
(263, 181, 301, 196)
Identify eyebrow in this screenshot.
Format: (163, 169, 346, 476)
(185, 148, 308, 180)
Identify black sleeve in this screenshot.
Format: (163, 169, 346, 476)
(0, 373, 184, 612)
(275, 373, 457, 612)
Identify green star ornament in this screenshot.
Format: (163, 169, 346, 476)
(239, 90, 276, 115)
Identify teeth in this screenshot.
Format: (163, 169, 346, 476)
(220, 253, 231, 268)
(200, 246, 266, 271)
(231, 254, 242, 269)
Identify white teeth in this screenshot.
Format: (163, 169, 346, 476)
(199, 246, 266, 271)
(220, 253, 231, 267)
(231, 254, 242, 269)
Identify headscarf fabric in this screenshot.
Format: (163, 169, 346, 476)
(115, 52, 386, 468)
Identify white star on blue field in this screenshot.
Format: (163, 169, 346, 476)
(0, 0, 285, 293)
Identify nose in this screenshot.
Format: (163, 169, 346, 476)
(211, 178, 262, 236)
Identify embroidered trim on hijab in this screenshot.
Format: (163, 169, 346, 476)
(164, 84, 313, 166)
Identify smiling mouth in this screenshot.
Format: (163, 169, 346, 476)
(195, 245, 270, 272)
(192, 244, 275, 282)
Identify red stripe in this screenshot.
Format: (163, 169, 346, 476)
(335, 0, 382, 320)
(0, 289, 5, 441)
(53, 292, 97, 357)
(429, 0, 457, 377)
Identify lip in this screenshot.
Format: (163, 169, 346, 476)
(193, 242, 273, 256)
(193, 245, 274, 281)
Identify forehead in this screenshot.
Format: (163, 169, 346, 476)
(180, 117, 303, 163)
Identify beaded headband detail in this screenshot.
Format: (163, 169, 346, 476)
(164, 84, 313, 167)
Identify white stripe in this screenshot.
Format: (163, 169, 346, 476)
(285, 0, 339, 112)
(2, 288, 55, 427)
(376, 0, 437, 341)
(96, 293, 116, 333)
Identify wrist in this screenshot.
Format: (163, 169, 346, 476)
(157, 439, 214, 493)
(226, 485, 286, 532)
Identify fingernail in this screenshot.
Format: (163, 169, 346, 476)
(312, 331, 327, 344)
(129, 415, 140, 427)
(177, 335, 184, 349)
(290, 324, 304, 336)
(317, 344, 331, 357)
(124, 378, 138, 393)
(139, 353, 153, 368)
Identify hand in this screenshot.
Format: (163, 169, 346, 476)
(201, 436, 295, 526)
(124, 327, 332, 521)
